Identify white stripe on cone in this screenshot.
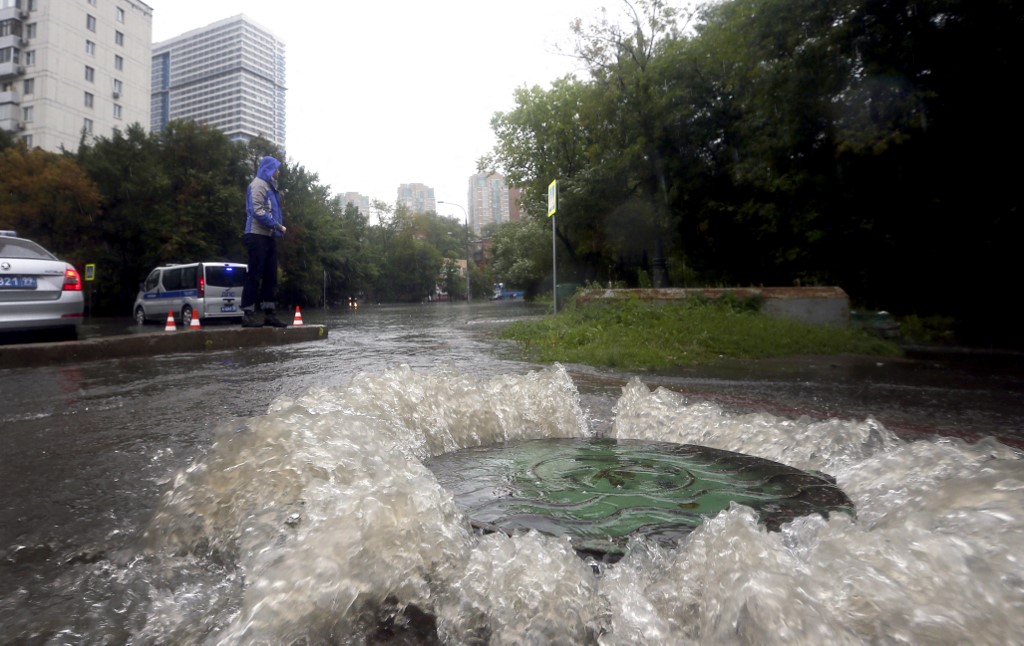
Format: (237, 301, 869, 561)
(293, 306, 304, 326)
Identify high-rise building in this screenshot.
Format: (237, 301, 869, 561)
(1, 0, 153, 151)
(340, 192, 370, 218)
(151, 15, 285, 149)
(396, 183, 435, 214)
(468, 172, 514, 236)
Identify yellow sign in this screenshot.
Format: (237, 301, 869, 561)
(547, 180, 557, 217)
(85, 263, 96, 281)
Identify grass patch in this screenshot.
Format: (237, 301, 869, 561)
(501, 296, 901, 369)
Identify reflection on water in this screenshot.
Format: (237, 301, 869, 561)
(1, 304, 1022, 643)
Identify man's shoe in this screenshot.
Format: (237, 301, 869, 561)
(264, 312, 289, 328)
(242, 312, 263, 328)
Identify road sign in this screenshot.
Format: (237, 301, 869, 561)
(85, 264, 96, 281)
(548, 180, 557, 217)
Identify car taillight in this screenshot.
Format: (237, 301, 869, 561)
(199, 275, 205, 297)
(63, 267, 83, 291)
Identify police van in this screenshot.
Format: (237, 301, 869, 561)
(133, 262, 246, 326)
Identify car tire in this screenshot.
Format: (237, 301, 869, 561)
(182, 305, 193, 328)
(134, 306, 147, 326)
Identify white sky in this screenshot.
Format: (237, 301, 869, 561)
(147, 1, 623, 222)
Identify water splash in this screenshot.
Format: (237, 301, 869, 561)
(81, 366, 1024, 643)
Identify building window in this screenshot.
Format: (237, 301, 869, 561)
(84, 91, 93, 108)
(113, 79, 122, 95)
(85, 66, 94, 82)
(22, 105, 33, 122)
(23, 134, 32, 147)
(86, 15, 96, 32)
(24, 50, 34, 66)
(115, 31, 124, 46)
(88, 0, 96, 5)
(0, 48, 18, 64)
(114, 54, 123, 71)
(113, 103, 122, 120)
(86, 40, 95, 56)
(84, 118, 93, 134)
(26, 23, 36, 38)
(29, 0, 38, 11)
(23, 78, 33, 94)
(116, 7, 125, 23)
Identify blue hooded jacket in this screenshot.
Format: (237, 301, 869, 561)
(245, 156, 283, 237)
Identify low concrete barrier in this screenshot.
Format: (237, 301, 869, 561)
(574, 286, 851, 327)
(0, 325, 328, 368)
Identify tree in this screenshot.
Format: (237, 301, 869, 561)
(0, 144, 101, 259)
(75, 124, 175, 314)
(488, 218, 551, 296)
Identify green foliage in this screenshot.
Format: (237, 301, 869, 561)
(501, 297, 900, 369)
(897, 314, 957, 346)
(486, 0, 1024, 347)
(488, 217, 550, 295)
(0, 144, 102, 257)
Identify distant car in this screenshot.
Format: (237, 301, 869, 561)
(0, 233, 84, 340)
(133, 261, 247, 326)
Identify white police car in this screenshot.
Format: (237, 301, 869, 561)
(133, 262, 247, 327)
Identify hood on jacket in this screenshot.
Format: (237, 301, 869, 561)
(257, 156, 281, 183)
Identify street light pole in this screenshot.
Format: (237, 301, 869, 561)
(439, 200, 471, 303)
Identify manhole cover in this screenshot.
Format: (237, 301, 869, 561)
(425, 438, 854, 560)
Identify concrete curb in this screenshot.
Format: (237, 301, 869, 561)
(0, 325, 328, 368)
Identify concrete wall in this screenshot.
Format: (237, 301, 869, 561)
(574, 286, 851, 327)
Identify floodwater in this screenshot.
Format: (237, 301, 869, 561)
(1, 302, 1022, 644)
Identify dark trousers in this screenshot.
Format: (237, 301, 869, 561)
(242, 233, 278, 312)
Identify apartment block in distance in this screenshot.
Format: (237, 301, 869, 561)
(396, 183, 436, 215)
(340, 192, 370, 218)
(151, 14, 285, 148)
(468, 172, 519, 236)
(1, 0, 153, 150)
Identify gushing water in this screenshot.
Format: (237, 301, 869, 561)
(42, 363, 1023, 644)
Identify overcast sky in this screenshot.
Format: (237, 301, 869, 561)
(147, 1, 629, 223)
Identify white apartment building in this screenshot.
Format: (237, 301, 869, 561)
(396, 183, 436, 215)
(1, 0, 153, 151)
(468, 172, 511, 236)
(341, 192, 370, 218)
(151, 15, 285, 149)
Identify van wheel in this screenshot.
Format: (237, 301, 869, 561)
(182, 305, 193, 328)
(134, 306, 147, 326)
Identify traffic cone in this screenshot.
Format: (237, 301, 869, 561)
(292, 306, 304, 326)
(164, 310, 177, 332)
(189, 309, 201, 330)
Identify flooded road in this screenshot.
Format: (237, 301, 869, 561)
(1, 302, 1022, 644)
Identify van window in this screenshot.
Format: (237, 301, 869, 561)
(181, 265, 198, 289)
(162, 268, 183, 291)
(206, 265, 246, 287)
(144, 270, 160, 291)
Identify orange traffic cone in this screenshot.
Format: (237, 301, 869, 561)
(189, 309, 201, 330)
(292, 306, 304, 326)
(164, 310, 177, 332)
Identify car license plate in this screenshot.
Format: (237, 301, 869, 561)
(221, 305, 237, 312)
(0, 276, 37, 289)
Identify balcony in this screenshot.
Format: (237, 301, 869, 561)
(0, 89, 20, 105)
(0, 61, 25, 80)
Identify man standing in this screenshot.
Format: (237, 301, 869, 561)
(242, 155, 289, 328)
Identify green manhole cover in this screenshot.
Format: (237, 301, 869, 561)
(425, 438, 854, 560)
